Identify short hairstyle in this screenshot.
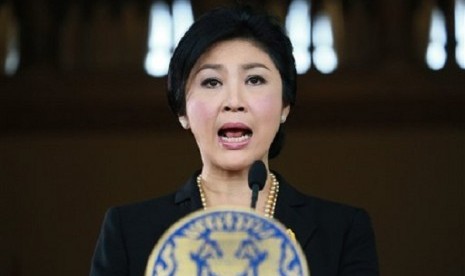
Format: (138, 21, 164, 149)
(167, 5, 297, 158)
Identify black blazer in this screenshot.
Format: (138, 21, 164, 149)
(90, 172, 379, 276)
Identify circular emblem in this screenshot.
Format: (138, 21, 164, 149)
(145, 207, 309, 276)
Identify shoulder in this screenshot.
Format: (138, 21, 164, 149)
(108, 171, 201, 222)
(104, 171, 201, 234)
(277, 175, 373, 233)
(305, 192, 370, 226)
(111, 193, 176, 217)
(102, 194, 174, 231)
(91, 193, 186, 276)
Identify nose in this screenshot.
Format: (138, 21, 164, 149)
(222, 85, 246, 112)
(223, 105, 245, 112)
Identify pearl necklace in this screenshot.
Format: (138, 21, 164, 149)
(196, 173, 279, 218)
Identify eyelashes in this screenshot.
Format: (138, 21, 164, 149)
(201, 78, 221, 88)
(200, 75, 267, 88)
(246, 75, 266, 85)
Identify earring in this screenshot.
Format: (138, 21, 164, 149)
(280, 115, 287, 124)
(179, 117, 190, 129)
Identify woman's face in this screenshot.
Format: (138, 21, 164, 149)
(180, 39, 289, 172)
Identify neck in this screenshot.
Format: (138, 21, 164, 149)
(197, 170, 279, 217)
(200, 172, 247, 194)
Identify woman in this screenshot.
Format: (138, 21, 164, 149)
(90, 6, 379, 276)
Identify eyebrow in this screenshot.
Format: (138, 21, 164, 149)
(195, 62, 271, 74)
(196, 64, 223, 73)
(241, 62, 271, 71)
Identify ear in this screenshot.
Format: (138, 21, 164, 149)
(178, 116, 190, 129)
(280, 106, 290, 124)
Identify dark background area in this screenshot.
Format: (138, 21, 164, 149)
(1, 0, 464, 275)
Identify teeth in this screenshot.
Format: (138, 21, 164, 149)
(220, 134, 251, 143)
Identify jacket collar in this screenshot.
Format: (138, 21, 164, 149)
(174, 170, 203, 213)
(173, 171, 317, 248)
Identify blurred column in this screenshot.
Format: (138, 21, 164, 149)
(87, 1, 123, 69)
(10, 0, 70, 72)
(426, 2, 448, 70)
(436, 0, 458, 68)
(378, 0, 417, 67)
(0, 1, 20, 75)
(145, 1, 172, 77)
(59, 0, 148, 71)
(286, 0, 312, 74)
(341, 0, 380, 69)
(312, 0, 341, 73)
(456, 0, 465, 68)
(413, 0, 459, 70)
(412, 0, 434, 66)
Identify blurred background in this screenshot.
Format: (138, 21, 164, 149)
(0, 0, 464, 275)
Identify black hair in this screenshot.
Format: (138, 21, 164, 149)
(167, 5, 296, 158)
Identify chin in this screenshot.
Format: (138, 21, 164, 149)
(215, 153, 265, 172)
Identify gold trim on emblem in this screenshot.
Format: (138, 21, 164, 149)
(286, 228, 296, 242)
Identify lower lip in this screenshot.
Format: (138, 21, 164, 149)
(218, 136, 251, 150)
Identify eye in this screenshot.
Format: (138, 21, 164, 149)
(201, 78, 222, 88)
(246, 75, 266, 86)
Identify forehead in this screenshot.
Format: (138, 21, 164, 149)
(191, 39, 276, 71)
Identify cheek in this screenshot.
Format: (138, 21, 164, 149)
(254, 95, 283, 119)
(186, 99, 216, 126)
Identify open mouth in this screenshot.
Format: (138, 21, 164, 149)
(218, 126, 253, 143)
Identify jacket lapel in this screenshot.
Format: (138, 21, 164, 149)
(274, 174, 317, 249)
